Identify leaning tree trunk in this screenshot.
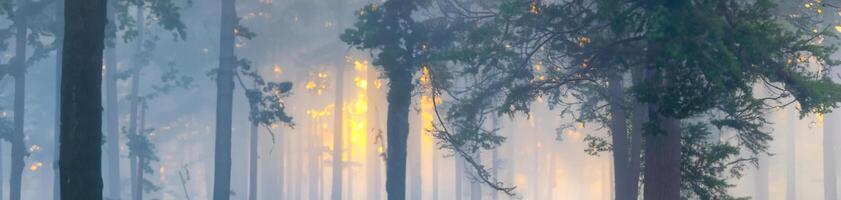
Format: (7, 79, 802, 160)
(213, 0, 236, 198)
(59, 0, 107, 198)
(104, 0, 121, 198)
(385, 70, 413, 200)
(642, 113, 681, 200)
(10, 0, 28, 198)
(607, 72, 631, 200)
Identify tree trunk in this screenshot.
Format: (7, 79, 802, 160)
(455, 156, 464, 200)
(755, 153, 769, 200)
(409, 110, 421, 200)
(248, 123, 258, 200)
(10, 8, 27, 199)
(59, 0, 107, 198)
(642, 115, 681, 200)
(432, 146, 438, 200)
(490, 115, 499, 200)
(213, 0, 236, 198)
(607, 72, 631, 200)
(309, 124, 320, 200)
(139, 106, 148, 200)
(129, 5, 145, 200)
(628, 68, 646, 200)
(368, 68, 383, 200)
(470, 153, 482, 200)
(104, 1, 121, 199)
(826, 114, 837, 200)
(786, 114, 796, 200)
(385, 70, 412, 200)
(52, 1, 64, 197)
(331, 53, 345, 200)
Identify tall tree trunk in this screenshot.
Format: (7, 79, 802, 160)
(455, 156, 464, 200)
(628, 68, 645, 200)
(409, 110, 421, 200)
(755, 153, 769, 200)
(129, 5, 145, 200)
(607, 72, 631, 200)
(470, 153, 482, 200)
(53, 0, 64, 197)
(10, 0, 29, 198)
(309, 125, 320, 200)
(104, 0, 121, 199)
(432, 146, 438, 200)
(59, 0, 107, 198)
(642, 114, 681, 200)
(136, 106, 147, 200)
(331, 54, 345, 200)
(367, 69, 383, 200)
(248, 123, 258, 200)
(213, 0, 236, 198)
(385, 70, 412, 200)
(490, 115, 499, 200)
(825, 114, 836, 200)
(786, 115, 796, 200)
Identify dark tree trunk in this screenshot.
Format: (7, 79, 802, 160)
(52, 1, 64, 197)
(331, 53, 345, 200)
(104, 1, 121, 198)
(213, 0, 236, 198)
(642, 115, 681, 200)
(607, 72, 630, 200)
(385, 70, 412, 200)
(59, 0, 107, 198)
(248, 123, 258, 200)
(10, 0, 29, 198)
(628, 68, 646, 200)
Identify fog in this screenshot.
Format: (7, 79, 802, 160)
(1, 0, 840, 200)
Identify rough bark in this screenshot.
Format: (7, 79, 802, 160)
(104, 1, 121, 198)
(212, 0, 236, 198)
(385, 70, 412, 200)
(248, 123, 258, 200)
(59, 0, 107, 198)
(642, 115, 681, 200)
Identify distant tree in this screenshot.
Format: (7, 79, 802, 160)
(59, 0, 108, 199)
